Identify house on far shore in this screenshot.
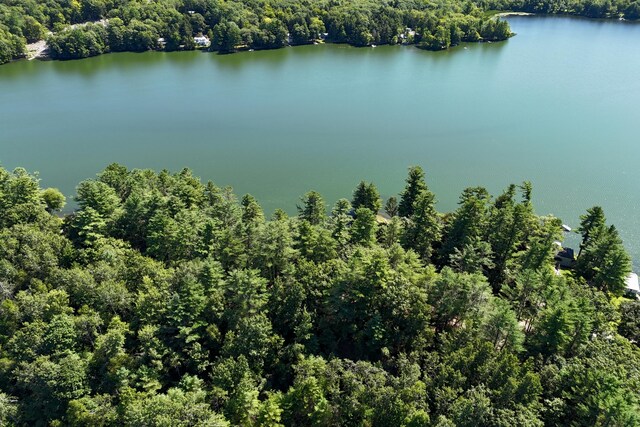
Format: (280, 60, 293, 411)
(194, 36, 210, 47)
(625, 273, 640, 298)
(554, 246, 576, 269)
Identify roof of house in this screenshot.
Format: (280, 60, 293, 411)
(555, 247, 575, 259)
(625, 273, 639, 293)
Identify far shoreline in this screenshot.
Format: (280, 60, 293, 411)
(11, 12, 640, 66)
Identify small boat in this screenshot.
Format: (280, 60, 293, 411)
(562, 224, 572, 232)
(371, 44, 377, 48)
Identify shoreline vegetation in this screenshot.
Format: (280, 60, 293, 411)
(0, 163, 639, 425)
(0, 0, 638, 65)
(21, 10, 530, 62)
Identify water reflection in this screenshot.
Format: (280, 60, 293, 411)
(40, 50, 203, 78)
(209, 46, 291, 71)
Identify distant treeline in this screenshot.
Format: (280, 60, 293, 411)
(0, 163, 639, 426)
(487, 0, 640, 19)
(0, 0, 570, 63)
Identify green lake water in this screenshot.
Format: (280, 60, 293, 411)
(1, 16, 639, 265)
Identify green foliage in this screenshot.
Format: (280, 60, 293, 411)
(0, 164, 635, 425)
(350, 207, 377, 247)
(15, 352, 89, 424)
(428, 267, 492, 333)
(330, 198, 352, 250)
(41, 188, 66, 213)
(619, 300, 640, 344)
(487, 0, 634, 19)
(575, 208, 631, 295)
(399, 166, 428, 218)
(122, 376, 229, 426)
(48, 25, 108, 60)
(297, 191, 325, 225)
(66, 394, 117, 426)
(440, 186, 490, 263)
(384, 196, 398, 218)
(0, 167, 48, 228)
(212, 21, 241, 53)
(540, 337, 640, 425)
(0, 27, 24, 64)
(484, 183, 538, 290)
(352, 180, 381, 214)
(402, 189, 441, 262)
(0, 393, 18, 426)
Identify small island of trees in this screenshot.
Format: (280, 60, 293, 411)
(0, 163, 638, 426)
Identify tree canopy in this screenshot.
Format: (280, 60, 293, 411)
(0, 163, 637, 426)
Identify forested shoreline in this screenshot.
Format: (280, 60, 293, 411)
(0, 0, 638, 64)
(0, 164, 639, 426)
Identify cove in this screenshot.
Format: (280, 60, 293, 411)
(1, 16, 639, 265)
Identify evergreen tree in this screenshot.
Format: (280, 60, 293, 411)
(351, 207, 377, 246)
(402, 189, 441, 261)
(352, 181, 381, 214)
(297, 191, 325, 225)
(398, 166, 428, 218)
(384, 196, 398, 218)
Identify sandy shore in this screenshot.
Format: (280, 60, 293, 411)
(494, 12, 535, 17)
(26, 40, 49, 60)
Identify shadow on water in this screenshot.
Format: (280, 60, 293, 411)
(0, 58, 43, 80)
(0, 41, 510, 81)
(42, 50, 205, 78)
(206, 46, 292, 71)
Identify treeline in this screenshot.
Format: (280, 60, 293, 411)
(487, 0, 640, 20)
(0, 163, 639, 426)
(1, 0, 514, 63)
(0, 26, 23, 63)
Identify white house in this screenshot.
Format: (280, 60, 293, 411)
(194, 36, 210, 47)
(625, 273, 640, 297)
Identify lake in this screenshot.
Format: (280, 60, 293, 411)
(1, 16, 639, 266)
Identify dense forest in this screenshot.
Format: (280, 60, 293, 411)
(0, 163, 638, 426)
(0, 0, 638, 64)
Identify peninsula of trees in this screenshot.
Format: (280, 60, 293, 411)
(1, 0, 638, 64)
(0, 164, 638, 426)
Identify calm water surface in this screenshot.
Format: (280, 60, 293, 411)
(1, 16, 639, 265)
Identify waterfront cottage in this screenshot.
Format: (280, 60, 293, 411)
(194, 36, 210, 47)
(554, 247, 576, 269)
